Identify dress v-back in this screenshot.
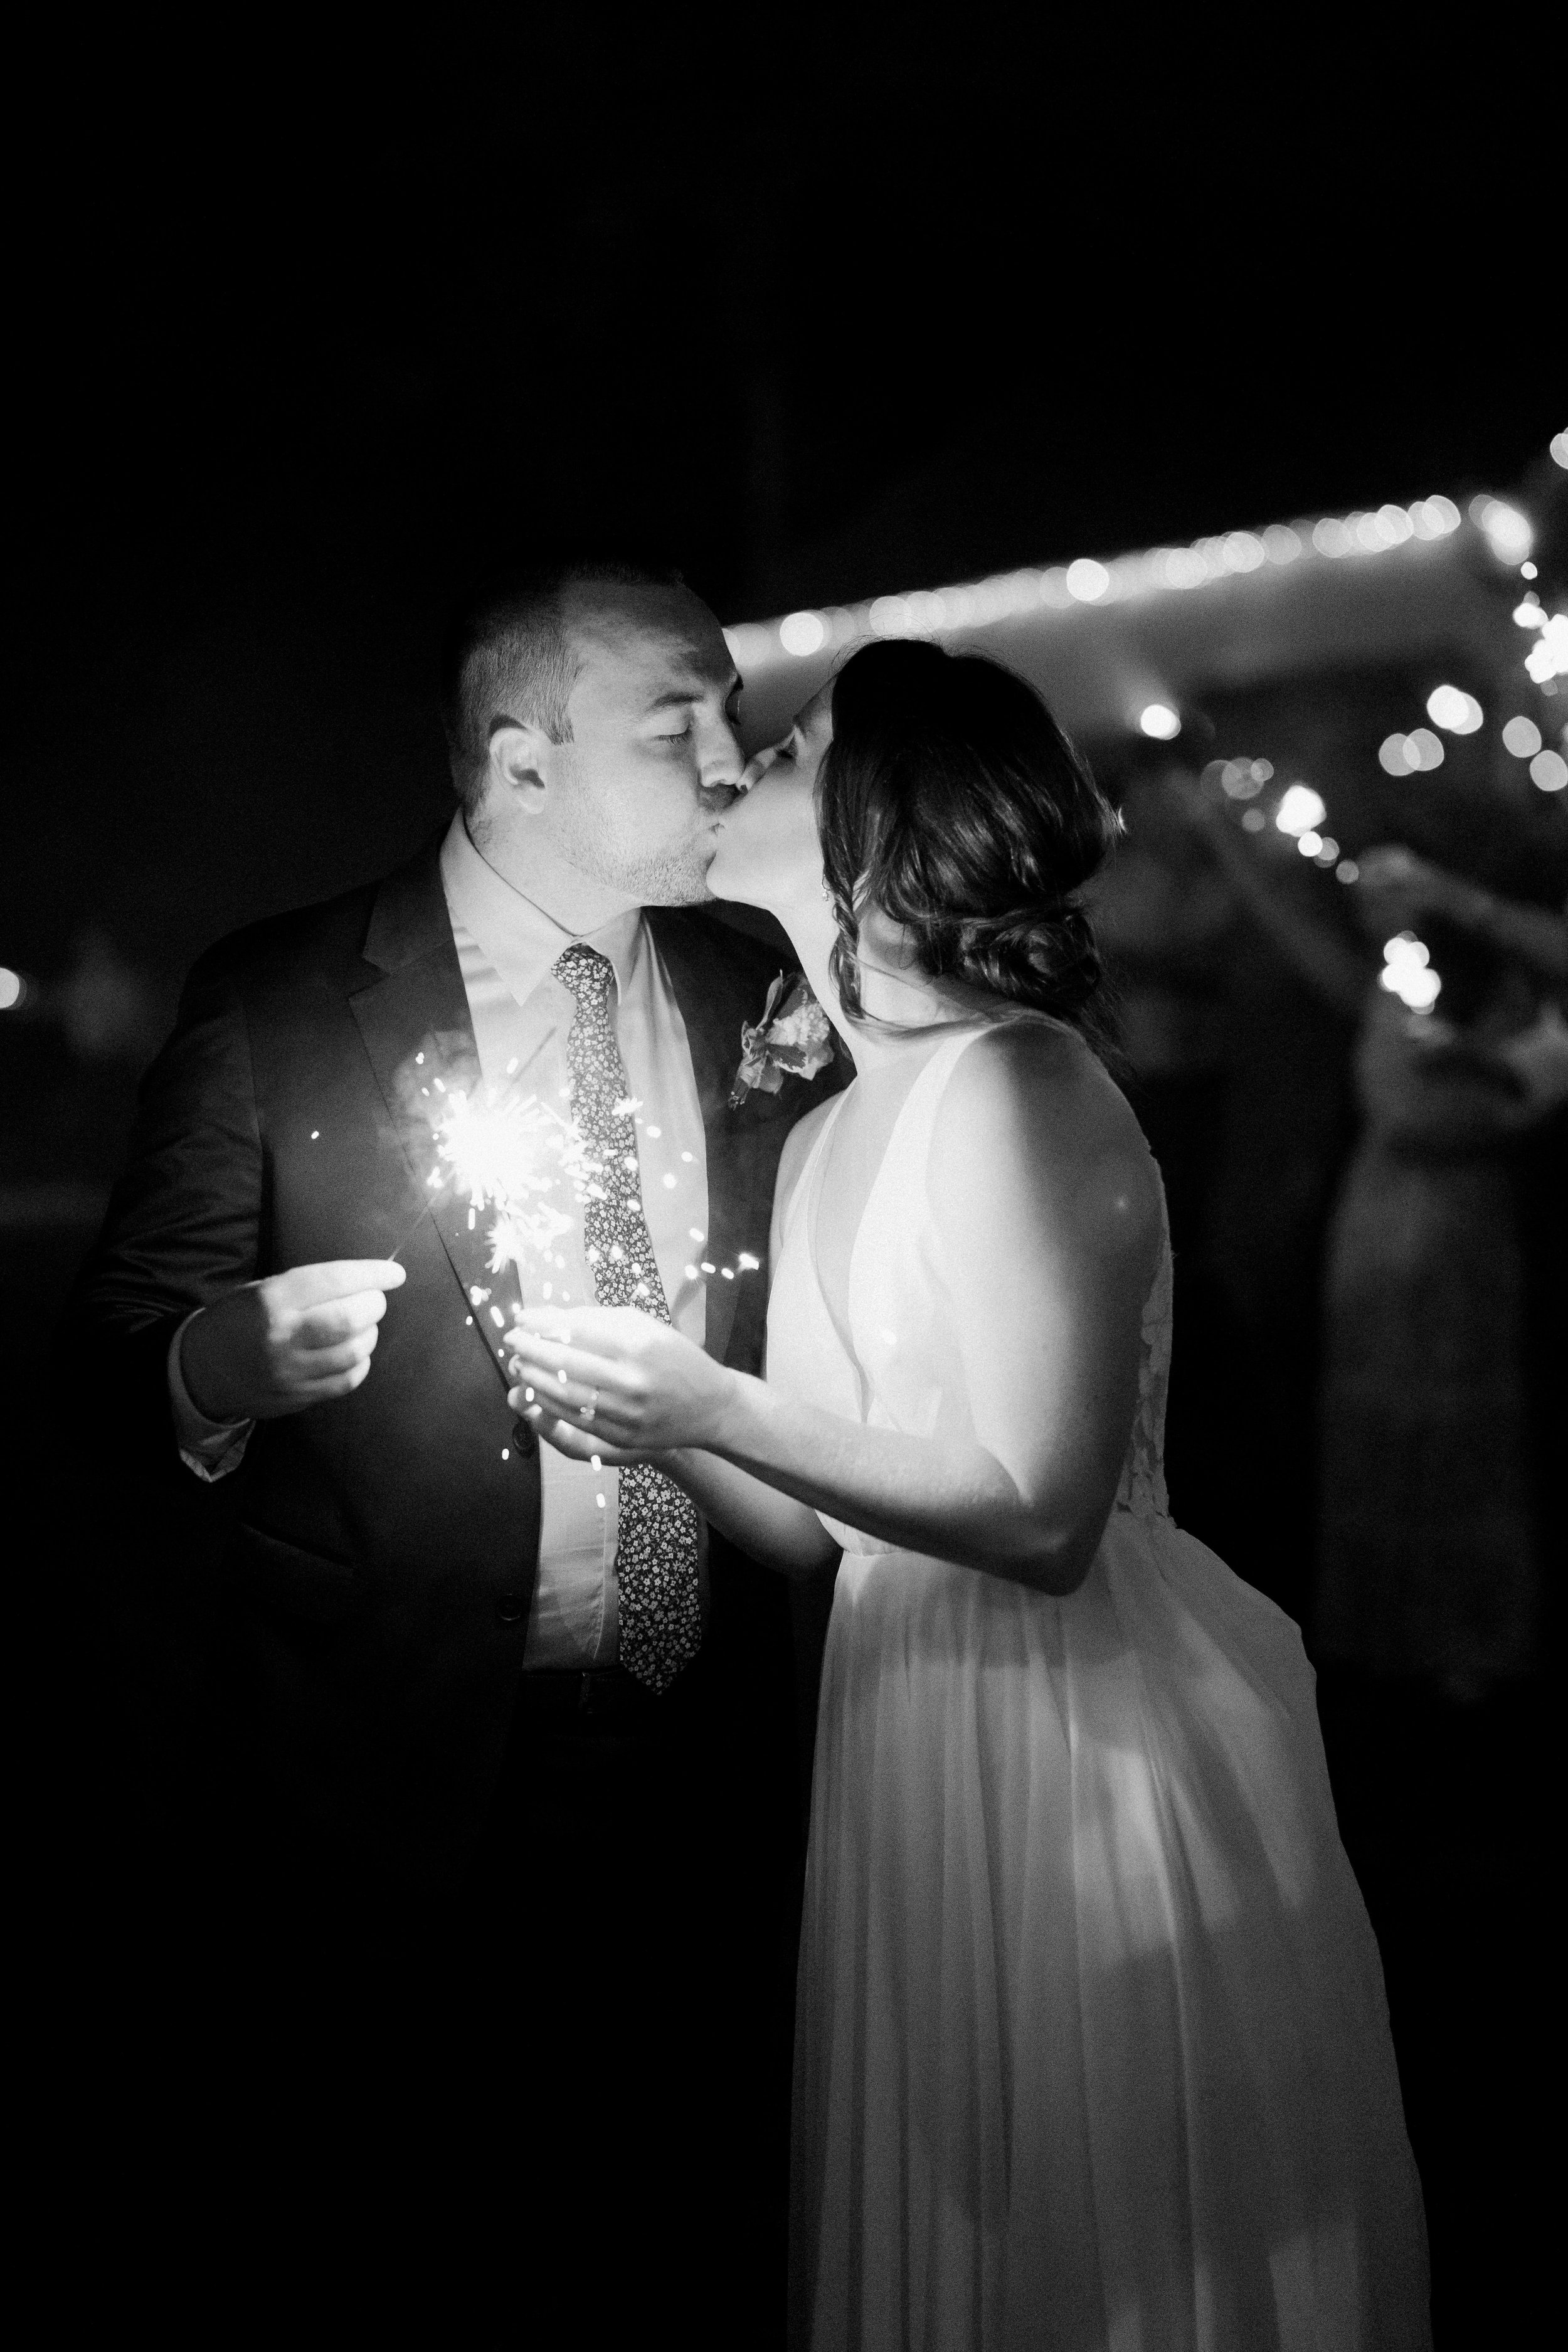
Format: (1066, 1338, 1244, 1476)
(768, 1019, 1429, 2352)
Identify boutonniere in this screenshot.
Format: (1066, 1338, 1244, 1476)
(728, 972, 835, 1108)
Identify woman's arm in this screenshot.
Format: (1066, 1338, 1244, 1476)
(1169, 785, 1368, 1017)
(509, 1028, 1162, 1596)
(655, 1445, 840, 1574)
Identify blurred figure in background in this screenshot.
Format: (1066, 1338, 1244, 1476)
(1090, 768, 1357, 1620)
(1315, 849, 1567, 1698)
(1168, 795, 1565, 1698)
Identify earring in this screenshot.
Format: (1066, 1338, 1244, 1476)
(820, 877, 834, 903)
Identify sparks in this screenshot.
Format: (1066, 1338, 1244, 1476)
(426, 1086, 597, 1279)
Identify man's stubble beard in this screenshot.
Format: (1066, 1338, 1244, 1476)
(553, 803, 717, 908)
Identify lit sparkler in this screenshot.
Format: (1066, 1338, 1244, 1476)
(432, 1086, 593, 1280)
(383, 1070, 596, 1287)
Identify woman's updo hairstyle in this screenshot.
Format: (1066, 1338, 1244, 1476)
(817, 639, 1121, 1051)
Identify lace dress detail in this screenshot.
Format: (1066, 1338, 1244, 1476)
(1115, 1219, 1172, 1522)
(769, 1017, 1429, 2352)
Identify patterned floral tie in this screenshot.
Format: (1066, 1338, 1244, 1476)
(554, 944, 703, 1693)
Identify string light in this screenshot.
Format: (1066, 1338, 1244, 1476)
(731, 443, 1567, 885)
(1066, 559, 1111, 603)
(728, 494, 1473, 672)
(779, 610, 827, 656)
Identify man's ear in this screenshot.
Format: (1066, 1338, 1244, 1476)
(487, 721, 555, 817)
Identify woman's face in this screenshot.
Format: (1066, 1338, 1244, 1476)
(707, 681, 835, 909)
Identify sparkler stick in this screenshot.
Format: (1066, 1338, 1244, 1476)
(386, 1196, 435, 1266)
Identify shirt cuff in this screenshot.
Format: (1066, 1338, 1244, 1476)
(167, 1312, 254, 1483)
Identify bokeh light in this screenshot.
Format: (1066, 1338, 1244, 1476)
(1379, 728, 1446, 774)
(1470, 497, 1533, 565)
(1221, 532, 1266, 573)
(1551, 430, 1568, 470)
(1139, 703, 1180, 739)
(1383, 731, 1448, 774)
(1336, 860, 1360, 884)
(1530, 750, 1568, 793)
(1158, 548, 1210, 590)
(1210, 757, 1271, 800)
(1066, 558, 1110, 603)
(903, 590, 946, 634)
(1276, 783, 1328, 836)
(0, 967, 23, 1012)
(1380, 933, 1441, 1013)
(779, 610, 827, 657)
(1409, 497, 1461, 539)
(1296, 830, 1323, 857)
(1502, 716, 1543, 758)
(1523, 614, 1568, 684)
(1426, 685, 1483, 734)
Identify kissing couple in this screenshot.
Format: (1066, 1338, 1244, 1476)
(78, 561, 1429, 2349)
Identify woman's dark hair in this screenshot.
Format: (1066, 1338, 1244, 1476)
(817, 639, 1121, 1052)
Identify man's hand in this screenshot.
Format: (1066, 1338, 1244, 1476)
(179, 1260, 408, 1423)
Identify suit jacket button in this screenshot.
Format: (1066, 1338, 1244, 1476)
(495, 1593, 526, 1625)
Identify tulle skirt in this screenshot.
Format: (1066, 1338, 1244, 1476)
(790, 1507, 1430, 2352)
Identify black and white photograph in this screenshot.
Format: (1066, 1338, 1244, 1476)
(6, 33, 1559, 2349)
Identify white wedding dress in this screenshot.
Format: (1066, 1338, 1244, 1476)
(768, 1019, 1430, 2352)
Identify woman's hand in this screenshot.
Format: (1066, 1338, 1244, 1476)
(1356, 843, 1486, 931)
(505, 1306, 739, 1460)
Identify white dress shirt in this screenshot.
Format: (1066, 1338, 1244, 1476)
(169, 810, 711, 1669)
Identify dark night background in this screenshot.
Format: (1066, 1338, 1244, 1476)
(4, 37, 1555, 2343)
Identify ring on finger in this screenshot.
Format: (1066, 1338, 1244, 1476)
(580, 1389, 598, 1423)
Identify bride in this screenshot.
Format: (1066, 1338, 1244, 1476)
(506, 641, 1430, 2351)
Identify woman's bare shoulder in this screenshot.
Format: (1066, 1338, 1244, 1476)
(931, 1018, 1163, 1259)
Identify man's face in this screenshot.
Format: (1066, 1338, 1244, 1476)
(542, 585, 745, 905)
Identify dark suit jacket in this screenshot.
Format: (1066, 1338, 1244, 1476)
(70, 831, 845, 1885)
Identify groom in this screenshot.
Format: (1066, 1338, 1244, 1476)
(70, 560, 843, 2335)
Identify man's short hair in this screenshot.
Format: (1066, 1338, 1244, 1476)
(440, 559, 686, 816)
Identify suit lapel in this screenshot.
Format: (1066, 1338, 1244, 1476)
(346, 867, 812, 1387)
(347, 837, 518, 1397)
